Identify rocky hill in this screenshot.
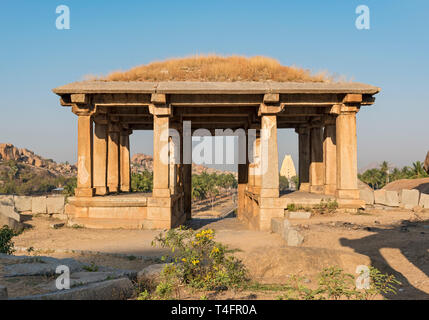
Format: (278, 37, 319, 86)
(131, 153, 236, 176)
(0, 143, 76, 177)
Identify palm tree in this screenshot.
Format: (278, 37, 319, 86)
(380, 161, 389, 185)
(412, 161, 425, 178)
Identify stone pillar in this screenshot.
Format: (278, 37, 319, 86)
(183, 121, 192, 220)
(253, 136, 262, 195)
(260, 115, 279, 198)
(107, 120, 120, 193)
(120, 128, 131, 192)
(336, 106, 359, 199)
(297, 127, 310, 192)
(323, 118, 337, 195)
(93, 120, 109, 195)
(169, 136, 177, 195)
(152, 114, 170, 198)
(237, 132, 248, 219)
(309, 126, 324, 194)
(75, 114, 94, 197)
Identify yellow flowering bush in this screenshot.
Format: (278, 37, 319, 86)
(152, 226, 248, 290)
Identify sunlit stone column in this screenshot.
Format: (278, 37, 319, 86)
(260, 115, 279, 198)
(93, 117, 109, 195)
(152, 114, 170, 198)
(75, 113, 94, 197)
(107, 119, 120, 193)
(182, 120, 192, 220)
(297, 127, 310, 192)
(323, 117, 337, 195)
(237, 132, 248, 219)
(120, 127, 131, 193)
(336, 106, 359, 199)
(309, 126, 325, 194)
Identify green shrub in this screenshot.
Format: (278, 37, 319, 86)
(152, 227, 248, 292)
(0, 225, 16, 255)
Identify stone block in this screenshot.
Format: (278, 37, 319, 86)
(419, 193, 429, 208)
(0, 195, 14, 206)
(385, 190, 399, 207)
(288, 211, 312, 219)
(13, 196, 32, 212)
(15, 278, 133, 300)
(287, 229, 304, 246)
(46, 196, 65, 214)
(0, 203, 22, 222)
(0, 285, 7, 300)
(360, 188, 374, 205)
(32, 196, 47, 214)
(374, 190, 386, 205)
(137, 263, 168, 285)
(399, 189, 420, 209)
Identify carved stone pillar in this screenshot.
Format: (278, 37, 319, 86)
(309, 126, 325, 194)
(75, 113, 94, 197)
(323, 117, 337, 195)
(93, 116, 109, 195)
(107, 119, 120, 193)
(120, 127, 131, 192)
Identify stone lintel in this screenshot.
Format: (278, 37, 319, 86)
(71, 93, 89, 104)
(94, 114, 108, 124)
(151, 93, 167, 104)
(263, 93, 280, 104)
(342, 94, 362, 104)
(148, 104, 172, 116)
(258, 103, 282, 116)
(72, 104, 95, 116)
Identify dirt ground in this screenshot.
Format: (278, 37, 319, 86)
(6, 206, 429, 300)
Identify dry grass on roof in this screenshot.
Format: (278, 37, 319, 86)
(103, 55, 328, 82)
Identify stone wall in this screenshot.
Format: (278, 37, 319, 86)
(0, 194, 67, 221)
(360, 188, 429, 210)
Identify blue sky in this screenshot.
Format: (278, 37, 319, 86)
(0, 0, 428, 170)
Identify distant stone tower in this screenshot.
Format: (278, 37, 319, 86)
(280, 155, 297, 189)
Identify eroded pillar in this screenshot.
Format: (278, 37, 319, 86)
(237, 132, 248, 219)
(93, 119, 109, 195)
(107, 120, 120, 193)
(75, 114, 94, 197)
(297, 127, 310, 192)
(120, 128, 131, 192)
(309, 126, 325, 194)
(336, 106, 359, 199)
(323, 118, 337, 195)
(152, 114, 170, 198)
(260, 115, 279, 198)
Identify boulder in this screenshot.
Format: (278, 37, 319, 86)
(32, 196, 47, 214)
(46, 196, 65, 214)
(419, 193, 429, 209)
(287, 229, 304, 247)
(399, 189, 420, 209)
(358, 179, 375, 205)
(137, 263, 168, 284)
(13, 196, 32, 212)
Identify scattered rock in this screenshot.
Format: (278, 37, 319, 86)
(287, 229, 304, 246)
(50, 222, 65, 229)
(288, 211, 312, 219)
(0, 285, 7, 300)
(14, 278, 134, 300)
(137, 263, 168, 284)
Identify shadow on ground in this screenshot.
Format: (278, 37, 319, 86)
(340, 219, 429, 300)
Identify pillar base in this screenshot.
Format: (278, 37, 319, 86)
(108, 186, 119, 193)
(120, 186, 130, 193)
(299, 183, 310, 192)
(324, 184, 336, 195)
(336, 189, 360, 200)
(75, 188, 94, 197)
(260, 188, 279, 198)
(152, 188, 171, 198)
(310, 185, 324, 194)
(95, 186, 109, 196)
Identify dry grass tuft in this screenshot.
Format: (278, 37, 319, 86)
(103, 55, 329, 82)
